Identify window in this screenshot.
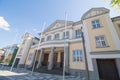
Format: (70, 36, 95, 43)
(72, 50, 84, 62)
(119, 24, 120, 30)
(41, 38, 44, 42)
(32, 42, 36, 45)
(28, 54, 33, 61)
(47, 36, 51, 41)
(54, 34, 59, 40)
(19, 48, 23, 54)
(75, 29, 82, 38)
(63, 31, 69, 39)
(92, 20, 101, 29)
(22, 40, 25, 44)
(95, 35, 108, 48)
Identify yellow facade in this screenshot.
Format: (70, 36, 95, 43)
(69, 42, 85, 70)
(113, 20, 120, 39)
(84, 14, 116, 52)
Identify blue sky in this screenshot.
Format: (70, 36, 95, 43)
(0, 0, 119, 48)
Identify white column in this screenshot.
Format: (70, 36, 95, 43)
(48, 47, 54, 70)
(56, 51, 61, 68)
(36, 49, 43, 68)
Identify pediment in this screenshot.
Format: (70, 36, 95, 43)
(43, 20, 73, 33)
(81, 7, 109, 20)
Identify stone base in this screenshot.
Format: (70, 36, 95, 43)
(56, 62, 60, 68)
(17, 64, 25, 68)
(69, 68, 99, 80)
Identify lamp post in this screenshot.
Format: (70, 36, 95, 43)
(81, 27, 89, 80)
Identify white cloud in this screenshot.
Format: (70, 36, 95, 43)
(0, 16, 10, 31)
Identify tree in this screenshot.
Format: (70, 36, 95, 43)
(111, 0, 120, 9)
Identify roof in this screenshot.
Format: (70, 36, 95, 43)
(43, 20, 74, 33)
(111, 16, 120, 22)
(81, 7, 109, 20)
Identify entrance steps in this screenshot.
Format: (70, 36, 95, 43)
(34, 66, 64, 75)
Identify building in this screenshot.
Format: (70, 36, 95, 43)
(2, 44, 18, 65)
(0, 49, 5, 62)
(14, 32, 39, 68)
(15, 7, 120, 80)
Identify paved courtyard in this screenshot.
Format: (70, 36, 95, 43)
(0, 65, 85, 80)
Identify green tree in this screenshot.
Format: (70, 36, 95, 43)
(111, 0, 120, 9)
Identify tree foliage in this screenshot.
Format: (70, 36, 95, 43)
(111, 0, 120, 9)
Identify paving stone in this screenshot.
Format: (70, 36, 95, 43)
(0, 65, 81, 80)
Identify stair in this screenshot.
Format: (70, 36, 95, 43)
(34, 66, 63, 75)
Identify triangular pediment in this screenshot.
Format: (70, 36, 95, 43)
(81, 7, 109, 20)
(43, 20, 73, 33)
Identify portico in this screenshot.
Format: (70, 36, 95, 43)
(34, 45, 69, 73)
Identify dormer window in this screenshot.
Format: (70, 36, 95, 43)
(92, 20, 101, 29)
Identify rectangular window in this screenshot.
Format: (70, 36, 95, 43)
(75, 29, 82, 38)
(92, 20, 101, 29)
(32, 42, 36, 45)
(54, 34, 59, 40)
(95, 35, 108, 48)
(72, 50, 84, 62)
(41, 38, 44, 42)
(47, 36, 51, 41)
(63, 31, 69, 39)
(119, 24, 120, 30)
(28, 54, 33, 61)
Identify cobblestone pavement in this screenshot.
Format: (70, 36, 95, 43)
(0, 65, 85, 80)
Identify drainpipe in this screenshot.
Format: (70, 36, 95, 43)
(81, 27, 89, 80)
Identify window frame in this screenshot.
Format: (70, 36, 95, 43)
(92, 19, 101, 29)
(95, 35, 109, 48)
(41, 38, 44, 42)
(54, 34, 60, 40)
(72, 50, 84, 62)
(47, 35, 51, 41)
(63, 31, 69, 39)
(75, 29, 82, 38)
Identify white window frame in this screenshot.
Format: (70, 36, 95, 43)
(63, 31, 69, 39)
(95, 35, 108, 48)
(41, 38, 44, 42)
(75, 29, 81, 38)
(47, 36, 51, 41)
(54, 34, 59, 40)
(92, 19, 101, 29)
(72, 50, 84, 62)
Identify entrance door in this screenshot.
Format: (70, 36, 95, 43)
(43, 54, 49, 66)
(14, 58, 20, 67)
(60, 52, 64, 67)
(97, 59, 120, 80)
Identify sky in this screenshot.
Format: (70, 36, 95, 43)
(0, 0, 119, 48)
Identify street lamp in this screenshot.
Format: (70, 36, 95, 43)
(81, 27, 89, 80)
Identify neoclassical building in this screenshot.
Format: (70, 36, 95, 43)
(14, 33, 39, 67)
(15, 7, 120, 80)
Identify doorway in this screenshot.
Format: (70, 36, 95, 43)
(43, 54, 49, 66)
(97, 59, 120, 80)
(14, 58, 20, 67)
